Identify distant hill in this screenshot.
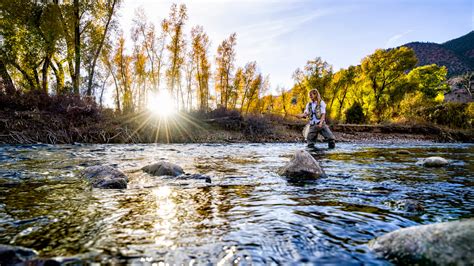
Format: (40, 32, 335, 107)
(443, 31, 474, 64)
(400, 31, 474, 77)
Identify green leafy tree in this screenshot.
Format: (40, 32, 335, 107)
(407, 64, 448, 99)
(361, 47, 417, 122)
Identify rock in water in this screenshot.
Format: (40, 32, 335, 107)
(278, 150, 325, 178)
(142, 162, 184, 176)
(176, 173, 212, 183)
(396, 150, 411, 155)
(0, 244, 37, 264)
(368, 219, 474, 265)
(81, 165, 128, 189)
(418, 156, 449, 167)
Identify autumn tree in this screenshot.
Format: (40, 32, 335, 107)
(215, 33, 237, 109)
(113, 36, 134, 113)
(190, 26, 211, 111)
(131, 8, 167, 94)
(329, 65, 358, 120)
(360, 47, 417, 122)
(165, 3, 188, 107)
(229, 66, 244, 109)
(84, 0, 120, 97)
(407, 64, 448, 99)
(240, 61, 257, 112)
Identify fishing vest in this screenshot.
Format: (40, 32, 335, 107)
(306, 102, 322, 125)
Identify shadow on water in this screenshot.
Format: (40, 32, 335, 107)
(0, 142, 472, 264)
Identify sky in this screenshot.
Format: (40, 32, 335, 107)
(117, 0, 473, 92)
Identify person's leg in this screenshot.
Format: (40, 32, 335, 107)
(306, 125, 319, 147)
(320, 125, 336, 149)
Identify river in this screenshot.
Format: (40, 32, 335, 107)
(0, 142, 473, 264)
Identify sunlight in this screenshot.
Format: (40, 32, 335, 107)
(147, 90, 177, 117)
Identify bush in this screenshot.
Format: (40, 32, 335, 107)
(243, 115, 272, 136)
(190, 107, 243, 131)
(345, 102, 365, 124)
(417, 102, 473, 129)
(0, 91, 101, 120)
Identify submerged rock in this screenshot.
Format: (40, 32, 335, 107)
(278, 150, 325, 179)
(142, 161, 184, 177)
(0, 244, 38, 264)
(395, 150, 411, 155)
(81, 165, 128, 189)
(177, 173, 212, 183)
(390, 199, 425, 214)
(368, 219, 474, 265)
(417, 156, 449, 167)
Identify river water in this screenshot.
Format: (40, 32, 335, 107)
(0, 142, 473, 264)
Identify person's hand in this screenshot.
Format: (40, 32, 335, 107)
(317, 122, 323, 128)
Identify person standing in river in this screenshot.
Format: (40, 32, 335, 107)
(296, 89, 336, 149)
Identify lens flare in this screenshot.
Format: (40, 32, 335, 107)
(147, 90, 176, 117)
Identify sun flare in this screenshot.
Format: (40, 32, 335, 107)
(147, 90, 176, 117)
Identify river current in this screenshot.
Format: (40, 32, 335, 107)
(0, 142, 473, 264)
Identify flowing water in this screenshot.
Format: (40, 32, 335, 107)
(0, 143, 473, 264)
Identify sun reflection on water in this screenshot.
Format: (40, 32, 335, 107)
(152, 186, 177, 248)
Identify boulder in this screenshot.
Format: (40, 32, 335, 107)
(368, 219, 474, 265)
(81, 165, 128, 189)
(0, 244, 37, 265)
(278, 150, 325, 178)
(417, 156, 449, 167)
(142, 162, 184, 177)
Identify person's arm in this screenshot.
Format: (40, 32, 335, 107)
(295, 113, 307, 119)
(295, 103, 309, 119)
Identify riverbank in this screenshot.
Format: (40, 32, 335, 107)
(0, 109, 472, 144)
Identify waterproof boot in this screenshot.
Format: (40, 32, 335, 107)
(328, 140, 336, 149)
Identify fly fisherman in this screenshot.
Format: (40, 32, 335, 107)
(296, 89, 336, 149)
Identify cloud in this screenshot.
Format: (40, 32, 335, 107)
(384, 30, 414, 48)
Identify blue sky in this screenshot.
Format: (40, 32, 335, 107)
(118, 0, 473, 92)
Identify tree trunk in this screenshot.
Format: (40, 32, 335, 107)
(86, 0, 116, 96)
(0, 59, 16, 95)
(42, 54, 51, 93)
(73, 0, 81, 95)
(50, 59, 65, 94)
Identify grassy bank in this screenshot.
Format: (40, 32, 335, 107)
(0, 93, 472, 144)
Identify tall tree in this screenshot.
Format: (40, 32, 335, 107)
(215, 33, 237, 109)
(131, 8, 167, 94)
(113, 36, 133, 113)
(190, 25, 211, 111)
(165, 3, 188, 107)
(407, 64, 448, 99)
(85, 0, 119, 96)
(361, 47, 417, 122)
(240, 61, 257, 113)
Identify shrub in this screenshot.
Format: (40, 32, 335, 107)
(0, 91, 101, 120)
(345, 102, 365, 124)
(418, 102, 473, 129)
(243, 115, 272, 136)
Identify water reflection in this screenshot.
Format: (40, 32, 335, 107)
(0, 143, 472, 264)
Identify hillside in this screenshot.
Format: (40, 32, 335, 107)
(401, 31, 474, 77)
(443, 31, 474, 64)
